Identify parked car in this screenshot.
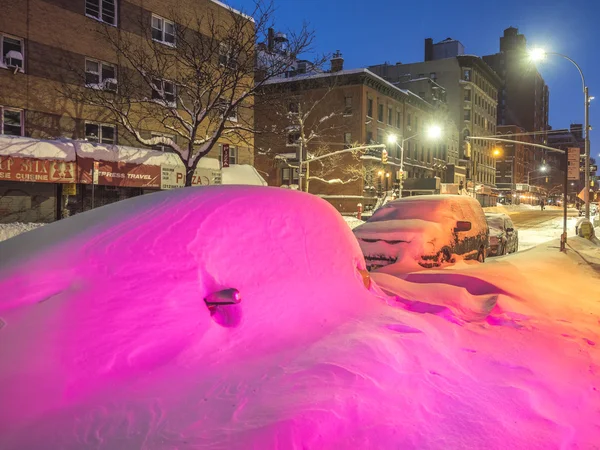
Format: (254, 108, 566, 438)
(353, 195, 489, 270)
(485, 213, 519, 256)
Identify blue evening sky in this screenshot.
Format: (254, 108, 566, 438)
(229, 0, 599, 157)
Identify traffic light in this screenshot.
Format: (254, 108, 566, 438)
(381, 149, 388, 164)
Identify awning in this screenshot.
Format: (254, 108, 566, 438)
(0, 135, 76, 183)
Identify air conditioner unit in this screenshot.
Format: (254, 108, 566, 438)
(5, 50, 23, 70)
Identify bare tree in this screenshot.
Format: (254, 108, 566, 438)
(61, 1, 315, 186)
(257, 84, 368, 192)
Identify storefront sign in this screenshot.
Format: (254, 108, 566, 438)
(63, 183, 77, 195)
(78, 158, 161, 188)
(222, 144, 230, 168)
(0, 156, 76, 183)
(160, 165, 221, 189)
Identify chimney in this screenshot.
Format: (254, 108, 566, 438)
(330, 50, 344, 72)
(424, 38, 433, 61)
(267, 28, 275, 52)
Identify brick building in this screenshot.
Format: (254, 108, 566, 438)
(369, 43, 501, 206)
(494, 125, 535, 204)
(0, 0, 254, 222)
(255, 63, 454, 214)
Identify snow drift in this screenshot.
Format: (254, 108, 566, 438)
(0, 186, 598, 449)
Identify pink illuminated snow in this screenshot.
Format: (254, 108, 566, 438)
(0, 186, 598, 449)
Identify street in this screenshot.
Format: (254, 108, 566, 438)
(501, 206, 580, 252)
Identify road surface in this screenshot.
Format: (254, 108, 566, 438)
(502, 207, 579, 252)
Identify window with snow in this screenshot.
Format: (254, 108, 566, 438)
(387, 107, 393, 125)
(151, 79, 176, 106)
(377, 103, 383, 122)
(85, 59, 117, 90)
(367, 98, 373, 118)
(151, 133, 175, 151)
(1, 34, 24, 71)
(85, 122, 116, 144)
(287, 132, 300, 146)
(220, 144, 238, 165)
(219, 43, 237, 69)
(281, 167, 299, 185)
(0, 107, 24, 136)
(344, 96, 352, 115)
(151, 15, 175, 45)
(216, 100, 237, 122)
(463, 69, 472, 82)
(85, 0, 116, 25)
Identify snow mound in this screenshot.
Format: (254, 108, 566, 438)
(0, 135, 75, 161)
(221, 164, 267, 186)
(0, 222, 45, 243)
(342, 215, 364, 229)
(0, 187, 599, 448)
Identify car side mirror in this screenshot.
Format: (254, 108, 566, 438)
(454, 221, 471, 233)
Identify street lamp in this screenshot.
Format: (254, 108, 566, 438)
(529, 47, 592, 219)
(388, 125, 442, 198)
(527, 165, 547, 185)
(492, 148, 501, 157)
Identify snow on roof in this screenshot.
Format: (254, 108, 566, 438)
(221, 164, 267, 186)
(0, 135, 76, 161)
(209, 0, 255, 22)
(75, 142, 182, 167)
(197, 157, 220, 170)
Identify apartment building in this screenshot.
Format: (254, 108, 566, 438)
(369, 42, 501, 206)
(255, 61, 452, 213)
(0, 0, 254, 222)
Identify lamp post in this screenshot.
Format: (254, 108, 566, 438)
(527, 165, 548, 185)
(529, 48, 592, 219)
(388, 125, 442, 198)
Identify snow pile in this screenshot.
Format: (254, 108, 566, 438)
(0, 187, 599, 448)
(221, 164, 267, 186)
(0, 135, 75, 161)
(0, 222, 45, 243)
(342, 215, 364, 229)
(75, 141, 182, 166)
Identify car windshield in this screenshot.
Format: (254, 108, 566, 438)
(486, 216, 505, 229)
(368, 200, 445, 223)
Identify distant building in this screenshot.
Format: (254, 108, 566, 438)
(255, 58, 455, 213)
(494, 125, 535, 204)
(369, 43, 502, 206)
(483, 27, 550, 174)
(547, 124, 586, 200)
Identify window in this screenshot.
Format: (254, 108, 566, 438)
(85, 123, 116, 144)
(377, 128, 384, 144)
(287, 132, 300, 146)
(344, 96, 352, 115)
(396, 111, 401, 128)
(407, 113, 411, 127)
(414, 116, 418, 132)
(388, 107, 393, 125)
(464, 109, 471, 121)
(1, 34, 24, 71)
(85, 0, 116, 25)
(1, 107, 24, 136)
(464, 89, 471, 101)
(430, 72, 437, 80)
(463, 69, 472, 82)
(377, 103, 384, 122)
(151, 79, 176, 106)
(219, 43, 237, 68)
(220, 144, 237, 165)
(367, 98, 373, 118)
(85, 59, 116, 90)
(281, 167, 299, 185)
(288, 101, 299, 114)
(344, 132, 352, 148)
(152, 15, 175, 45)
(366, 130, 373, 144)
(151, 133, 174, 151)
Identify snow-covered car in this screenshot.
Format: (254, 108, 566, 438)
(353, 195, 489, 270)
(485, 213, 518, 256)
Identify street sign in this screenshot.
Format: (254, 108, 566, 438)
(568, 147, 580, 181)
(222, 144, 230, 168)
(92, 161, 100, 185)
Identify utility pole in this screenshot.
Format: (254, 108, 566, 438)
(584, 86, 591, 219)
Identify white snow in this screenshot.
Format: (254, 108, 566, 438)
(0, 222, 45, 242)
(0, 135, 76, 161)
(221, 164, 267, 186)
(0, 187, 599, 448)
(75, 141, 182, 166)
(342, 215, 364, 229)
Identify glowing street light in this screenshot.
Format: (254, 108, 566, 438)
(492, 148, 502, 157)
(426, 125, 442, 139)
(529, 46, 592, 220)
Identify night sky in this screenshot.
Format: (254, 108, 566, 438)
(229, 0, 599, 157)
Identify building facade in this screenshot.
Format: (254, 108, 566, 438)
(369, 43, 501, 205)
(255, 64, 454, 214)
(0, 0, 254, 222)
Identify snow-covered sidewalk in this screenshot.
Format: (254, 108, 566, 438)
(0, 223, 45, 242)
